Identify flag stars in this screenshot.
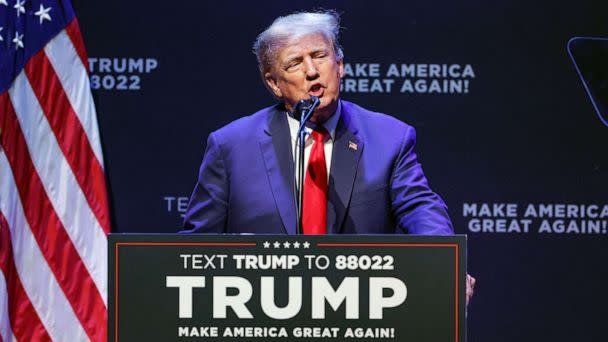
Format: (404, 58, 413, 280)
(0, 0, 8, 7)
(14, 0, 25, 17)
(34, 4, 52, 25)
(13, 31, 24, 50)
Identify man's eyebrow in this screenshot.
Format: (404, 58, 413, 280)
(283, 47, 329, 64)
(310, 48, 328, 55)
(283, 55, 303, 65)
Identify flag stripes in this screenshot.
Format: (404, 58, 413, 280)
(0, 148, 89, 342)
(8, 72, 107, 304)
(0, 213, 52, 342)
(43, 28, 104, 167)
(24, 49, 111, 236)
(64, 19, 91, 74)
(0, 270, 15, 342)
(0, 91, 106, 342)
(0, 11, 110, 340)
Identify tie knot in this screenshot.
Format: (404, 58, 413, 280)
(310, 126, 328, 143)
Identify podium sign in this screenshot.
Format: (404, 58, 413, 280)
(109, 234, 466, 341)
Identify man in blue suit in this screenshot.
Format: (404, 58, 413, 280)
(184, 10, 475, 303)
(183, 10, 453, 236)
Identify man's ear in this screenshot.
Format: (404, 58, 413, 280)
(264, 72, 282, 98)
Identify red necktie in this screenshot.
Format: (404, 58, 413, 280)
(303, 127, 329, 234)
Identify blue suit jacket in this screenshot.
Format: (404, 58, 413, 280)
(183, 100, 453, 235)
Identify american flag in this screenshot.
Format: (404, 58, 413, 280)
(0, 1, 109, 341)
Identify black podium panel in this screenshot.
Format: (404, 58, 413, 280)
(109, 234, 466, 341)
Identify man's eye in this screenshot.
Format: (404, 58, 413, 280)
(314, 52, 327, 58)
(286, 62, 301, 71)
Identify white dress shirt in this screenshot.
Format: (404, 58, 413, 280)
(286, 100, 341, 185)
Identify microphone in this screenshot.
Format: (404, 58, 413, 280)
(292, 96, 320, 122)
(293, 95, 320, 235)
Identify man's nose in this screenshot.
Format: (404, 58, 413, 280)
(303, 58, 319, 79)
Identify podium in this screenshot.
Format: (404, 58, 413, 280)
(109, 234, 466, 341)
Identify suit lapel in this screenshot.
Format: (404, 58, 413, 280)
(327, 104, 363, 233)
(259, 108, 297, 234)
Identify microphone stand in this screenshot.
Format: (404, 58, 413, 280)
(293, 97, 320, 235)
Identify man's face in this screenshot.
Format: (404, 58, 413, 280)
(265, 33, 344, 123)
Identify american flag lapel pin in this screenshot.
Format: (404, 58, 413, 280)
(348, 141, 358, 151)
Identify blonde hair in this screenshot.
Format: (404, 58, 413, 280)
(252, 10, 344, 78)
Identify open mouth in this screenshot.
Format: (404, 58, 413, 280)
(308, 83, 324, 97)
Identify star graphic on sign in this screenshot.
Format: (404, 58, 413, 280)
(14, 0, 26, 17)
(12, 31, 24, 50)
(273, 241, 281, 249)
(263, 241, 270, 249)
(293, 241, 301, 249)
(283, 241, 290, 248)
(0, 27, 3, 42)
(0, 0, 8, 7)
(303, 241, 310, 249)
(34, 4, 52, 25)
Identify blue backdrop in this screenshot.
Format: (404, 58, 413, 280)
(72, 1, 607, 340)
